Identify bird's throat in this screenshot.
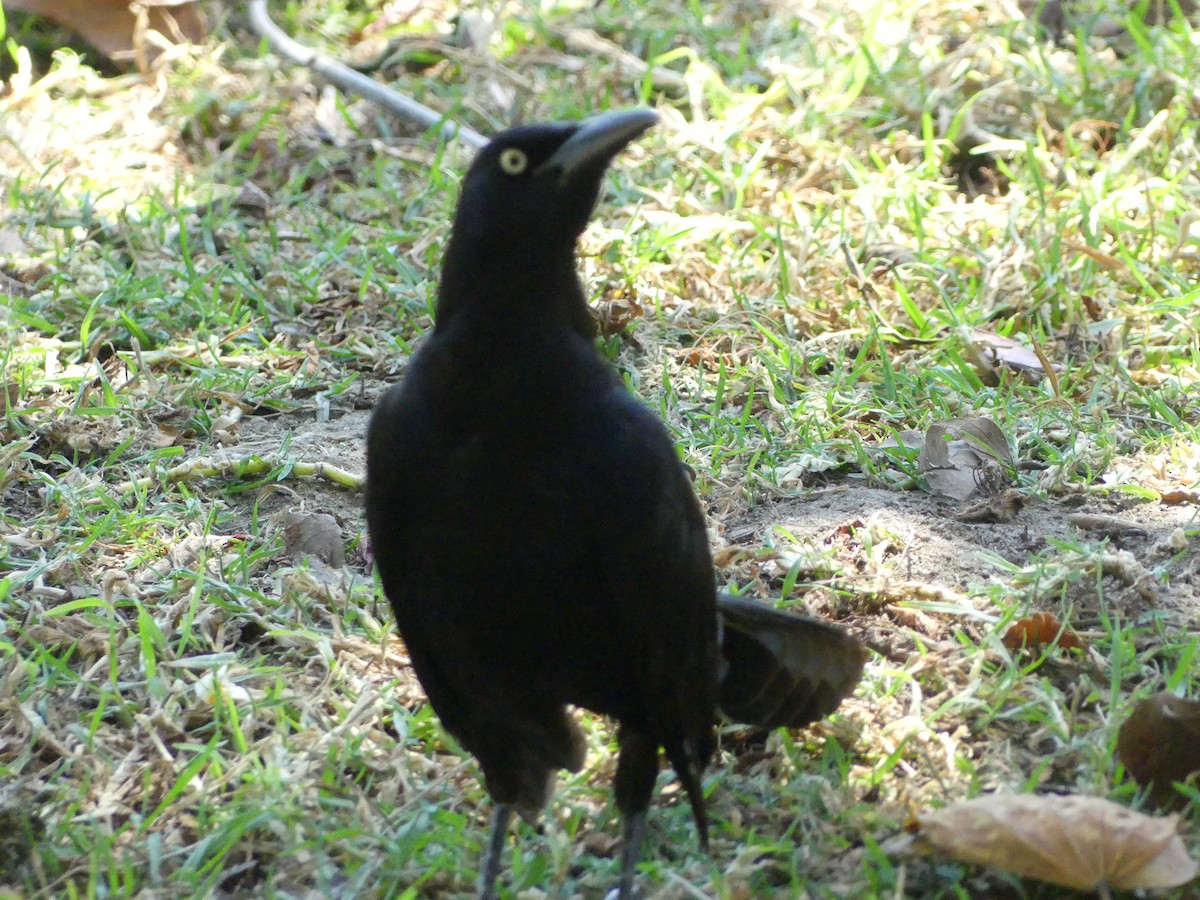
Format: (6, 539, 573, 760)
(435, 238, 594, 338)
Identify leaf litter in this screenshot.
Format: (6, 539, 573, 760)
(1, 0, 1199, 896)
(894, 794, 1197, 893)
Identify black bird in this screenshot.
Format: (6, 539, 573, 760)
(365, 108, 865, 899)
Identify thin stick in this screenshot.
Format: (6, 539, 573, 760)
(246, 0, 487, 149)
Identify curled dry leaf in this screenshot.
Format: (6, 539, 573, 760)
(1161, 489, 1200, 506)
(1067, 512, 1148, 538)
(1001, 611, 1086, 653)
(595, 293, 645, 336)
(874, 429, 926, 452)
(964, 328, 1061, 381)
(1118, 692, 1200, 809)
(861, 241, 919, 273)
(954, 487, 1026, 523)
(902, 794, 1198, 891)
(282, 510, 347, 569)
(5, 0, 205, 61)
(917, 416, 1012, 501)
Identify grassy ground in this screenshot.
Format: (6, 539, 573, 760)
(1, 0, 1198, 897)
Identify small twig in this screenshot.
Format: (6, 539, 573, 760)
(246, 0, 487, 149)
(564, 28, 688, 91)
(1165, 210, 1197, 263)
(1093, 105, 1171, 190)
(663, 869, 712, 900)
(1029, 334, 1062, 400)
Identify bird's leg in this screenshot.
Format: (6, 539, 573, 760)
(616, 809, 647, 900)
(477, 804, 513, 900)
(613, 728, 659, 900)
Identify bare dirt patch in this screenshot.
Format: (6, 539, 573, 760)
(233, 404, 1199, 633)
(731, 481, 1199, 619)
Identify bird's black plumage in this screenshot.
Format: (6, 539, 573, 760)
(365, 109, 864, 899)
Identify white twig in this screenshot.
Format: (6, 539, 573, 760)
(246, 0, 487, 149)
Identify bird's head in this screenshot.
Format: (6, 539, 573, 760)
(447, 108, 659, 256)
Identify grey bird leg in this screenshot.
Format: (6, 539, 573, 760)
(617, 809, 647, 899)
(477, 804, 513, 900)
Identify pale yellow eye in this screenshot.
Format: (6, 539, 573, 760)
(498, 148, 528, 176)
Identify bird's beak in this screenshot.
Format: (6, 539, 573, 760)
(535, 108, 659, 182)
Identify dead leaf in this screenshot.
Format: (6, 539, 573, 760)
(1001, 611, 1086, 652)
(1063, 238, 1127, 272)
(1160, 489, 1200, 506)
(875, 430, 926, 452)
(595, 293, 644, 336)
(148, 424, 185, 449)
(954, 488, 1026, 523)
(917, 417, 1012, 501)
(1118, 692, 1200, 809)
(282, 511, 346, 568)
(0, 269, 35, 299)
(135, 533, 236, 585)
(0, 228, 30, 257)
(232, 182, 272, 216)
(862, 241, 919, 273)
(899, 794, 1197, 891)
(965, 329, 1060, 381)
(1080, 294, 1105, 320)
(1, 227, 50, 290)
(580, 831, 619, 858)
(5, 0, 205, 63)
(210, 405, 244, 446)
(888, 605, 941, 637)
(1067, 513, 1148, 537)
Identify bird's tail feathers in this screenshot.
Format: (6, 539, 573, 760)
(663, 738, 710, 853)
(716, 592, 866, 730)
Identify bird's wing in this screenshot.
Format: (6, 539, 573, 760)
(560, 386, 719, 732)
(716, 591, 865, 730)
(364, 369, 427, 604)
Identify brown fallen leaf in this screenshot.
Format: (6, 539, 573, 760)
(965, 329, 1061, 381)
(888, 605, 942, 637)
(874, 429, 926, 452)
(954, 487, 1026, 523)
(917, 416, 1013, 501)
(2, 381, 22, 410)
(579, 830, 620, 858)
(1063, 238, 1127, 272)
(5, 0, 204, 63)
(1160, 489, 1200, 506)
(862, 241, 919, 274)
(0, 269, 35, 299)
(282, 510, 346, 568)
(595, 293, 644, 336)
(1067, 512, 1148, 538)
(897, 794, 1197, 891)
(1118, 692, 1200, 809)
(1001, 611, 1086, 653)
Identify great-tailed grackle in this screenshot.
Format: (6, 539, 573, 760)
(365, 108, 865, 899)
